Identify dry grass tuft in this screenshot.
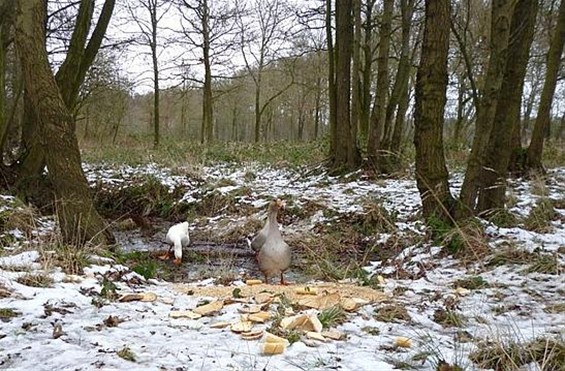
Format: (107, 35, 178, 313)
(470, 337, 564, 371)
(16, 273, 54, 288)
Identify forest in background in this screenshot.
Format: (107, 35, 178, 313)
(0, 0, 564, 244)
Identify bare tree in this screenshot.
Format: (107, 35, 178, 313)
(331, 0, 361, 169)
(127, 0, 171, 148)
(458, 0, 516, 216)
(367, 0, 393, 169)
(413, 0, 455, 225)
(176, 0, 239, 143)
(477, 0, 538, 213)
(526, 0, 565, 172)
(14, 0, 114, 246)
(236, 0, 296, 143)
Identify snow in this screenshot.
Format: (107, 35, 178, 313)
(1, 163, 564, 370)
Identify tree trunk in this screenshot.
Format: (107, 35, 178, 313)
(332, 0, 360, 170)
(458, 0, 515, 216)
(359, 0, 376, 141)
(201, 0, 213, 144)
(17, 0, 115, 189)
(383, 0, 414, 167)
(14, 0, 114, 246)
(326, 0, 337, 156)
(526, 0, 565, 172)
(351, 0, 361, 147)
(477, 0, 538, 213)
(367, 0, 393, 167)
(413, 0, 456, 225)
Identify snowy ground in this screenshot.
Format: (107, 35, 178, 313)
(0, 163, 563, 370)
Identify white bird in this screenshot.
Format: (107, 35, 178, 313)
(250, 199, 291, 284)
(164, 221, 190, 265)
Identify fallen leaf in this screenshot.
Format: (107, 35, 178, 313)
(246, 279, 263, 286)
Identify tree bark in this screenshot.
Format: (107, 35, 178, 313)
(17, 0, 115, 191)
(477, 0, 538, 213)
(458, 0, 515, 216)
(526, 0, 565, 172)
(367, 0, 393, 168)
(201, 0, 213, 144)
(14, 0, 114, 246)
(413, 0, 456, 225)
(332, 0, 360, 170)
(326, 0, 337, 156)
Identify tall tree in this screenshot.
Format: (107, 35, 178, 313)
(326, 0, 337, 154)
(237, 0, 295, 143)
(17, 0, 115, 192)
(177, 0, 239, 143)
(128, 0, 170, 148)
(526, 0, 565, 172)
(332, 0, 361, 169)
(14, 0, 114, 246)
(458, 0, 516, 216)
(476, 0, 538, 213)
(413, 0, 455, 225)
(367, 0, 393, 168)
(383, 0, 416, 155)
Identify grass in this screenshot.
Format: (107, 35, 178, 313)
(16, 273, 54, 287)
(116, 345, 136, 362)
(317, 305, 347, 329)
(428, 217, 490, 261)
(452, 276, 489, 290)
(0, 308, 21, 321)
(524, 198, 557, 232)
(432, 309, 466, 328)
(470, 336, 565, 371)
(375, 304, 411, 323)
(80, 138, 328, 168)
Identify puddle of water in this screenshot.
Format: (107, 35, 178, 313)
(114, 228, 309, 284)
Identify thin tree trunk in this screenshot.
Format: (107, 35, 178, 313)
(15, 0, 114, 246)
(367, 0, 393, 167)
(477, 0, 538, 213)
(414, 0, 455, 224)
(333, 0, 360, 170)
(359, 0, 375, 141)
(326, 0, 337, 157)
(526, 0, 565, 172)
(458, 0, 515, 216)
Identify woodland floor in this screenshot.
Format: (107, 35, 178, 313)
(0, 159, 564, 370)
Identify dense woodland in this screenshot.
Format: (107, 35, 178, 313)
(0, 0, 563, 246)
